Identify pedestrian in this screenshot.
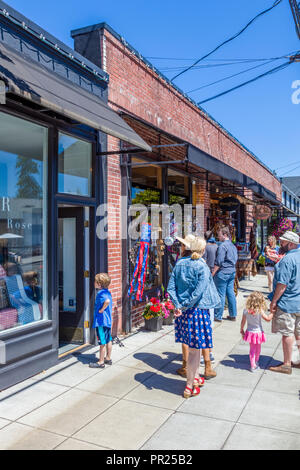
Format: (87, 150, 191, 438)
(167, 236, 221, 398)
(264, 235, 280, 292)
(203, 231, 218, 274)
(269, 231, 300, 374)
(212, 226, 238, 322)
(240, 291, 273, 372)
(89, 273, 113, 369)
(201, 230, 218, 364)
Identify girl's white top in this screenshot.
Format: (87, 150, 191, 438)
(243, 309, 264, 333)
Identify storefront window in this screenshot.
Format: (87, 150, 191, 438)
(167, 170, 190, 277)
(0, 112, 48, 332)
(58, 133, 92, 197)
(129, 162, 163, 292)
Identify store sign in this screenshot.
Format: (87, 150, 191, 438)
(254, 204, 272, 220)
(219, 196, 240, 212)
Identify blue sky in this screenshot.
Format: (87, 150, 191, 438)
(4, 0, 300, 177)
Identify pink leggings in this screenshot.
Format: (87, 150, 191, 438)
(249, 343, 261, 369)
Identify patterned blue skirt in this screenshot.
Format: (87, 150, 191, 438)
(175, 308, 213, 350)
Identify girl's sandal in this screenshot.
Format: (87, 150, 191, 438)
(183, 386, 201, 399)
(193, 377, 205, 388)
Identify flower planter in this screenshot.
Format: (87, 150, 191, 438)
(163, 313, 174, 326)
(144, 316, 163, 332)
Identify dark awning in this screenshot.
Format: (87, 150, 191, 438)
(0, 41, 152, 152)
(188, 144, 280, 205)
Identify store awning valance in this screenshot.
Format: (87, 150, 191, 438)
(188, 144, 280, 205)
(0, 41, 152, 152)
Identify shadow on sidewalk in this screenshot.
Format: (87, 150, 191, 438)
(132, 351, 180, 372)
(220, 353, 274, 370)
(133, 371, 185, 396)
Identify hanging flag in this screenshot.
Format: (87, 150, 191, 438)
(128, 223, 151, 301)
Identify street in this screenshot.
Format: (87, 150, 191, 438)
(0, 273, 299, 450)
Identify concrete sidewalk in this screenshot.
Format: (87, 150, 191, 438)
(0, 274, 299, 450)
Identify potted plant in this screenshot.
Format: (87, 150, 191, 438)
(162, 294, 175, 326)
(143, 297, 163, 332)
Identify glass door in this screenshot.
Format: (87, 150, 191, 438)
(58, 206, 85, 351)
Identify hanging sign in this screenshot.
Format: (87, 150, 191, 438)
(253, 204, 272, 220)
(219, 196, 240, 212)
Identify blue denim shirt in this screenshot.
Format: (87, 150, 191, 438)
(269, 249, 300, 314)
(167, 257, 221, 310)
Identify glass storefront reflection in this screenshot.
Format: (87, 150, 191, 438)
(0, 112, 48, 331)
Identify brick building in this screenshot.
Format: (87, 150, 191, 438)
(71, 22, 282, 334)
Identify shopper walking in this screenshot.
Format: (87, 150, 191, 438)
(269, 231, 300, 374)
(264, 235, 280, 292)
(168, 236, 220, 398)
(212, 226, 238, 322)
(240, 291, 273, 372)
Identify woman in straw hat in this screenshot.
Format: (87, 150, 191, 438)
(168, 235, 221, 398)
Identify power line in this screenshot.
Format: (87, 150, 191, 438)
(280, 163, 300, 176)
(158, 57, 289, 73)
(187, 57, 281, 94)
(197, 60, 292, 105)
(275, 159, 300, 171)
(171, 0, 283, 82)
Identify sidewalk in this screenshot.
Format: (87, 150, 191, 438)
(0, 274, 299, 450)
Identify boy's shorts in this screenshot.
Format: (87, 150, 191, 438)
(96, 326, 112, 345)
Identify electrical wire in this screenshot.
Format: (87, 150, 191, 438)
(280, 163, 300, 176)
(171, 0, 283, 82)
(187, 57, 281, 94)
(197, 60, 292, 105)
(275, 159, 300, 171)
(158, 58, 285, 73)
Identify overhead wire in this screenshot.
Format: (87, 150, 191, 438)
(187, 50, 297, 94)
(187, 57, 282, 93)
(170, 0, 283, 82)
(280, 163, 300, 176)
(197, 60, 292, 105)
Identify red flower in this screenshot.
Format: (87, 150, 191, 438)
(150, 305, 161, 313)
(150, 297, 159, 305)
(165, 301, 174, 310)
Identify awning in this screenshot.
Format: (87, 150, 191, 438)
(188, 144, 280, 205)
(0, 41, 152, 152)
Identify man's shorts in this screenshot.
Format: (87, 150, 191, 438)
(95, 326, 112, 345)
(272, 307, 300, 337)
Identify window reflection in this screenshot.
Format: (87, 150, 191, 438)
(0, 112, 47, 331)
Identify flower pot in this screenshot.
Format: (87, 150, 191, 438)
(144, 316, 163, 332)
(163, 312, 174, 326)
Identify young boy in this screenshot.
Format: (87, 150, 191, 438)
(89, 273, 113, 369)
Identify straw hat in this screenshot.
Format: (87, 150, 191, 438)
(279, 231, 299, 244)
(175, 234, 196, 249)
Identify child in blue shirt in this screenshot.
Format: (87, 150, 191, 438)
(89, 273, 113, 369)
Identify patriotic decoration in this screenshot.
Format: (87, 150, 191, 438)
(128, 223, 151, 301)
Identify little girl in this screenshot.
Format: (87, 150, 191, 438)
(240, 291, 273, 372)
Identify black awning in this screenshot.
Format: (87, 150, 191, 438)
(0, 41, 152, 152)
(188, 144, 280, 205)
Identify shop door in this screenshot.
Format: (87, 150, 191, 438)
(58, 207, 85, 348)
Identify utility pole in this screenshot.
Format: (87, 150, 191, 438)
(289, 0, 300, 39)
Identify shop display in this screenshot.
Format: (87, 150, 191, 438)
(128, 223, 152, 301)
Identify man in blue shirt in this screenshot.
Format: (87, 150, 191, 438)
(212, 226, 238, 322)
(269, 231, 300, 375)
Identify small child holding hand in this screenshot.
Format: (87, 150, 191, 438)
(240, 291, 273, 372)
(89, 273, 113, 369)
